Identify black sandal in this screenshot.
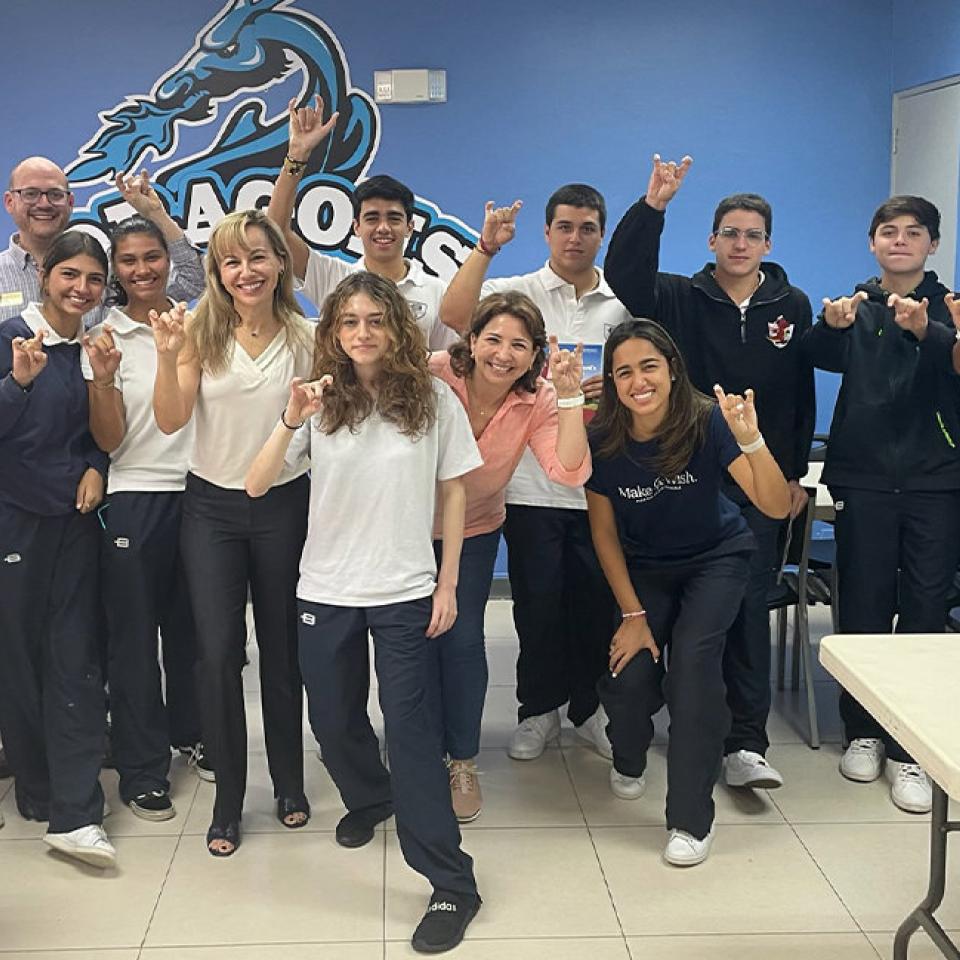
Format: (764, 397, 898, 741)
(206, 820, 241, 857)
(276, 795, 310, 829)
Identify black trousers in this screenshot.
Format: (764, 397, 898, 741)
(831, 486, 960, 762)
(503, 505, 615, 725)
(721, 490, 784, 755)
(180, 473, 307, 825)
(599, 553, 750, 840)
(0, 505, 106, 832)
(298, 596, 477, 897)
(102, 491, 201, 802)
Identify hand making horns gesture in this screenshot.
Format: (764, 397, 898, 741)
(645, 153, 693, 211)
(713, 383, 761, 446)
(287, 94, 340, 162)
(284, 375, 334, 427)
(82, 324, 122, 386)
(149, 301, 189, 356)
(821, 290, 868, 330)
(479, 199, 523, 253)
(888, 293, 929, 339)
(548, 336, 584, 399)
(10, 328, 48, 387)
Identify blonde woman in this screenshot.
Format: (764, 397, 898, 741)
(151, 210, 314, 856)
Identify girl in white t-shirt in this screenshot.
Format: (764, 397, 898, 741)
(151, 210, 314, 857)
(82, 204, 207, 824)
(245, 272, 483, 955)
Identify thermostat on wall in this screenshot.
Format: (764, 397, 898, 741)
(374, 69, 446, 103)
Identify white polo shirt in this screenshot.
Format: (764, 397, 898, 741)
(81, 306, 195, 494)
(481, 262, 632, 510)
(302, 250, 458, 351)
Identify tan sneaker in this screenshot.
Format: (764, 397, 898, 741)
(448, 758, 482, 822)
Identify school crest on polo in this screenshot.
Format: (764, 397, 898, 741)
(767, 315, 794, 348)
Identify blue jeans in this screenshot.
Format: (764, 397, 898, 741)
(431, 528, 501, 759)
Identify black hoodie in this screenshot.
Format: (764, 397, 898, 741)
(604, 199, 816, 481)
(802, 271, 960, 492)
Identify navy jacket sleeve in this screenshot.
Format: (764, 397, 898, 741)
(802, 315, 850, 373)
(604, 198, 664, 318)
(0, 332, 30, 439)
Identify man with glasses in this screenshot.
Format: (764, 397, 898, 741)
(604, 155, 815, 794)
(1, 157, 204, 326)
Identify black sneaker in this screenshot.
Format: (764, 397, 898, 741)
(335, 802, 393, 848)
(179, 742, 215, 782)
(128, 790, 176, 822)
(411, 890, 481, 954)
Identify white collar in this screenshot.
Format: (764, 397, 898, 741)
(537, 260, 617, 299)
(22, 302, 82, 345)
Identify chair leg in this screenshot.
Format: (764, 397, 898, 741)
(830, 570, 840, 633)
(790, 605, 801, 691)
(797, 602, 821, 749)
(776, 608, 787, 690)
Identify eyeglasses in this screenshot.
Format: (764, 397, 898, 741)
(9, 187, 72, 206)
(715, 226, 768, 245)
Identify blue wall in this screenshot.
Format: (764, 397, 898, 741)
(892, 0, 960, 91)
(0, 0, 912, 431)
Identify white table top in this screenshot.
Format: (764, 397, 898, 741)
(820, 634, 960, 799)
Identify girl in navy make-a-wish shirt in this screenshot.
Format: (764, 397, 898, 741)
(586, 319, 790, 867)
(0, 231, 114, 868)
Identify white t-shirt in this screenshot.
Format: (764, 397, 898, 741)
(301, 250, 458, 351)
(481, 262, 632, 509)
(190, 316, 314, 489)
(290, 379, 482, 607)
(81, 307, 195, 494)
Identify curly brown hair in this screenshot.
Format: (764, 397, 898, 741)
(448, 291, 547, 394)
(310, 271, 437, 438)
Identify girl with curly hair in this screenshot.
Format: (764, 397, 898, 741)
(246, 271, 483, 954)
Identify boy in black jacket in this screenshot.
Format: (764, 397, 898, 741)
(604, 156, 815, 794)
(803, 196, 960, 814)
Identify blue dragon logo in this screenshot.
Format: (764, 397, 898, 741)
(67, 0, 474, 279)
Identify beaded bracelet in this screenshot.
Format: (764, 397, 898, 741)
(283, 155, 308, 177)
(280, 408, 304, 430)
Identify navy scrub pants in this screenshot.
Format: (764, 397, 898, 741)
(298, 595, 477, 897)
(503, 504, 616, 726)
(831, 486, 960, 762)
(101, 490, 201, 802)
(599, 552, 750, 841)
(180, 473, 308, 827)
(721, 488, 785, 756)
(0, 504, 106, 832)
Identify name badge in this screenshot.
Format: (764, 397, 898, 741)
(0, 291, 24, 308)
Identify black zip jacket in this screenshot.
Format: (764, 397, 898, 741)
(802, 271, 960, 492)
(604, 198, 816, 480)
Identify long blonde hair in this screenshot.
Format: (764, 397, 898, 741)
(188, 209, 309, 373)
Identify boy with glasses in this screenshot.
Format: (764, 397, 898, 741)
(604, 155, 815, 795)
(804, 195, 960, 814)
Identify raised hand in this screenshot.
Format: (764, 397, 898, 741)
(479, 200, 523, 252)
(287, 95, 340, 161)
(644, 153, 693, 211)
(11, 329, 48, 386)
(888, 293, 929, 339)
(285, 375, 333, 425)
(75, 467, 104, 513)
(149, 302, 189, 356)
(821, 291, 867, 329)
(82, 324, 122, 385)
(548, 336, 584, 399)
(714, 383, 761, 446)
(945, 292, 960, 333)
(115, 170, 165, 221)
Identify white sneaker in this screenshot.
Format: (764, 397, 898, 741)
(886, 762, 933, 814)
(664, 827, 714, 866)
(43, 824, 116, 868)
(609, 767, 646, 800)
(839, 738, 884, 782)
(575, 706, 614, 760)
(507, 710, 560, 761)
(723, 750, 784, 789)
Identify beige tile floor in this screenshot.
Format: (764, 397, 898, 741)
(1, 602, 957, 959)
